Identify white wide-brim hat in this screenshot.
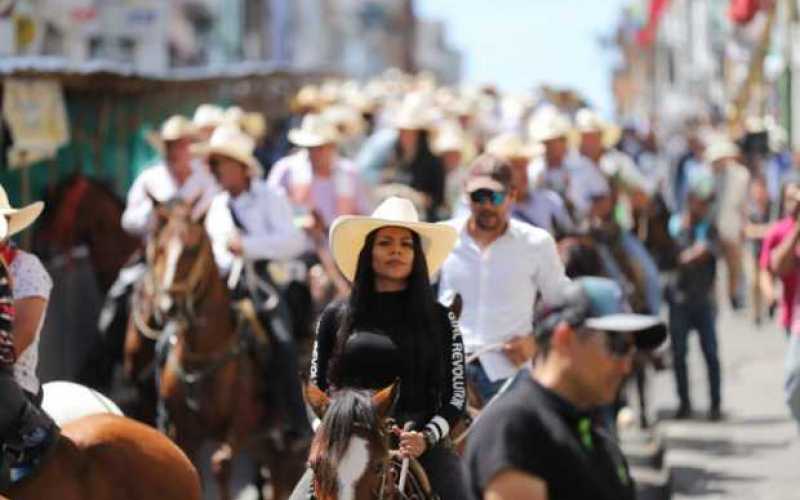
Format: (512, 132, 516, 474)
(486, 132, 540, 160)
(193, 104, 225, 130)
(574, 108, 622, 148)
(203, 125, 264, 177)
(329, 196, 458, 282)
(288, 113, 340, 148)
(704, 137, 740, 164)
(0, 185, 44, 240)
(528, 111, 574, 144)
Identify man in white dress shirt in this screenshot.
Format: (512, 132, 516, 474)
(438, 155, 572, 402)
(203, 126, 311, 444)
(121, 115, 218, 238)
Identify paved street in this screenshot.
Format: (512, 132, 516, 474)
(627, 294, 800, 499)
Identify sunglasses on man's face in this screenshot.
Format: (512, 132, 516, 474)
(469, 189, 507, 206)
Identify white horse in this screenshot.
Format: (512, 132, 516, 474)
(41, 381, 123, 426)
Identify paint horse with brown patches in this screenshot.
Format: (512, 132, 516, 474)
(304, 383, 436, 500)
(148, 198, 306, 500)
(2, 413, 201, 500)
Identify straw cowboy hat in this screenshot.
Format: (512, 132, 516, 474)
(486, 132, 541, 160)
(0, 184, 43, 240)
(147, 115, 197, 154)
(704, 136, 740, 164)
(574, 108, 622, 148)
(288, 113, 340, 148)
(192, 104, 225, 130)
(329, 196, 458, 282)
(204, 125, 263, 177)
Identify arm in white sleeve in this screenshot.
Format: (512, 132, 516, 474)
(240, 192, 307, 261)
(535, 233, 572, 305)
(204, 195, 236, 274)
(121, 171, 156, 237)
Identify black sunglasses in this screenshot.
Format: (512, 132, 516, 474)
(469, 189, 507, 206)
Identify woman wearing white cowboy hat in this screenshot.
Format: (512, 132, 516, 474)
(267, 113, 367, 229)
(0, 185, 60, 478)
(372, 98, 447, 221)
(122, 114, 218, 238)
(202, 125, 313, 445)
(302, 196, 469, 500)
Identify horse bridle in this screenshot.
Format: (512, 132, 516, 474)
(140, 237, 214, 332)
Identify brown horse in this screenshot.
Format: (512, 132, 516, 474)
(34, 173, 142, 392)
(304, 383, 435, 500)
(34, 173, 140, 293)
(2, 413, 201, 500)
(150, 199, 306, 500)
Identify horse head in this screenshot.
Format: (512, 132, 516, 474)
(146, 194, 216, 330)
(306, 383, 399, 500)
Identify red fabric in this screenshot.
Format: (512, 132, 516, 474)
(0, 243, 18, 267)
(760, 218, 799, 329)
(728, 0, 765, 25)
(636, 0, 671, 46)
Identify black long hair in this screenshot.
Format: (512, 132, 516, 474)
(329, 227, 445, 406)
(395, 130, 445, 221)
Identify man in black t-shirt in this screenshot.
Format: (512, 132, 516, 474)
(464, 277, 667, 500)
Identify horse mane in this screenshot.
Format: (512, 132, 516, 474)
(309, 389, 384, 497)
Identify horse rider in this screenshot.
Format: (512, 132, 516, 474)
(267, 113, 367, 229)
(121, 115, 218, 238)
(202, 125, 312, 446)
(298, 196, 468, 500)
(0, 187, 59, 481)
(101, 116, 219, 343)
(485, 132, 574, 237)
(464, 277, 667, 500)
(438, 154, 572, 403)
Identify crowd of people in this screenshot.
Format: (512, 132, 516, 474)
(1, 67, 800, 498)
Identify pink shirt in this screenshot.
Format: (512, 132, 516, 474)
(760, 218, 799, 330)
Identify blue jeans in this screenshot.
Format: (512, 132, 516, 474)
(466, 361, 506, 403)
(784, 333, 800, 429)
(669, 301, 721, 409)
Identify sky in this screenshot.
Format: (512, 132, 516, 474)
(416, 0, 632, 116)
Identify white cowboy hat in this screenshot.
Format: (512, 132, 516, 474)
(192, 104, 225, 130)
(574, 108, 622, 148)
(147, 115, 197, 154)
(704, 136, 739, 164)
(528, 111, 573, 143)
(204, 125, 263, 177)
(486, 132, 540, 161)
(0, 185, 44, 240)
(329, 196, 458, 282)
(391, 93, 437, 130)
(288, 113, 340, 148)
(323, 105, 367, 138)
(431, 124, 466, 155)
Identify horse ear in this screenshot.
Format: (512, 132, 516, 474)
(372, 380, 400, 420)
(306, 384, 330, 419)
